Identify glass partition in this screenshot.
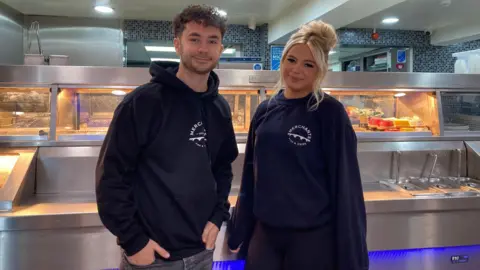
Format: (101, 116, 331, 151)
(266, 89, 440, 136)
(441, 92, 480, 134)
(0, 87, 51, 139)
(219, 89, 260, 133)
(55, 88, 260, 139)
(330, 91, 439, 135)
(56, 88, 133, 140)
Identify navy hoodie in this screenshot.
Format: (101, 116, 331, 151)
(95, 61, 238, 260)
(228, 90, 369, 270)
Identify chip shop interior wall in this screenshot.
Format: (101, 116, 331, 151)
(23, 15, 124, 67)
(123, 20, 270, 69)
(0, 2, 23, 65)
(338, 28, 480, 73)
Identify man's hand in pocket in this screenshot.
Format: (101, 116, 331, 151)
(127, 239, 170, 266)
(202, 222, 220, 250)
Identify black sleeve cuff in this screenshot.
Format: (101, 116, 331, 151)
(121, 233, 150, 256)
(209, 209, 227, 230)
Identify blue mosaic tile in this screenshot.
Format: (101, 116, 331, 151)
(414, 40, 480, 73)
(123, 20, 270, 69)
(123, 21, 480, 72)
(338, 28, 480, 73)
(337, 28, 430, 47)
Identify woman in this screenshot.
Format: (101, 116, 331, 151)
(227, 20, 369, 270)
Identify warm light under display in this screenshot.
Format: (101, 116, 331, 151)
(0, 154, 19, 188)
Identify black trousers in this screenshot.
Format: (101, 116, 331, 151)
(245, 222, 335, 270)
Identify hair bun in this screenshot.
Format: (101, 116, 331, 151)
(297, 20, 337, 52)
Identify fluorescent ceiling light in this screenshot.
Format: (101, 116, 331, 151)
(382, 17, 399, 24)
(151, 58, 181, 62)
(146, 47, 235, 54)
(94, 5, 114, 13)
(394, 92, 406, 97)
(145, 46, 176, 52)
(112, 90, 126, 96)
(329, 50, 336, 55)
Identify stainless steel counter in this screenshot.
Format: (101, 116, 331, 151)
(2, 190, 480, 229)
(2, 190, 480, 268)
(1, 134, 480, 149)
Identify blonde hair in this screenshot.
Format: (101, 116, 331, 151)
(273, 20, 337, 110)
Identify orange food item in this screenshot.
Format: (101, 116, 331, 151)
(394, 119, 410, 128)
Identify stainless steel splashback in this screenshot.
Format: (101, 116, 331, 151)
(466, 141, 480, 180)
(0, 2, 23, 65)
(34, 144, 245, 196)
(36, 146, 100, 195)
(358, 141, 467, 182)
(23, 16, 124, 67)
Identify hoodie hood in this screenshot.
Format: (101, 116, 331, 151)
(149, 61, 219, 99)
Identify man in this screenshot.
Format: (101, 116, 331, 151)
(95, 4, 238, 270)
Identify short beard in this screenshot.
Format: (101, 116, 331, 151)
(181, 57, 216, 75)
(178, 43, 217, 75)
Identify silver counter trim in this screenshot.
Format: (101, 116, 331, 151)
(2, 135, 480, 148)
(3, 65, 480, 89)
(1, 194, 480, 231)
(0, 136, 48, 141)
(0, 65, 279, 88)
(436, 90, 445, 137)
(49, 85, 58, 141)
(365, 196, 480, 213)
(0, 212, 102, 231)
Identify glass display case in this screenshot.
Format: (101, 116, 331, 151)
(441, 92, 480, 134)
(56, 88, 134, 139)
(0, 86, 455, 139)
(0, 87, 51, 139)
(219, 89, 260, 133)
(267, 89, 440, 136)
(55, 88, 260, 139)
(330, 90, 439, 136)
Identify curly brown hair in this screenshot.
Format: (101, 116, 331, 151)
(173, 4, 228, 38)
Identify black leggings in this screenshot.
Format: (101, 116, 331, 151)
(245, 222, 335, 270)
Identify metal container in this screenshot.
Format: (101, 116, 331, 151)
(24, 54, 46, 65)
(49, 55, 69, 66)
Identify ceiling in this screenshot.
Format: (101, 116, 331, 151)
(0, 0, 297, 24)
(347, 0, 480, 31)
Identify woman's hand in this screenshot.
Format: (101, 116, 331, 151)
(229, 243, 242, 254)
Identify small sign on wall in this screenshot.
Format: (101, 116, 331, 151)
(397, 50, 407, 63)
(270, 46, 284, 71)
(253, 63, 263, 70)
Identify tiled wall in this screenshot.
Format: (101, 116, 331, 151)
(123, 20, 270, 69)
(337, 28, 430, 47)
(337, 28, 480, 73)
(414, 40, 480, 73)
(122, 20, 480, 72)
